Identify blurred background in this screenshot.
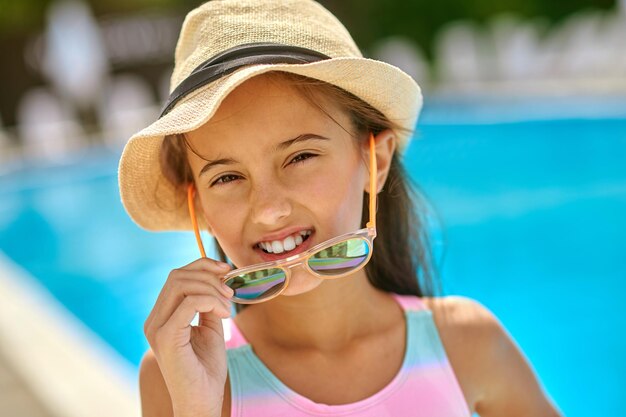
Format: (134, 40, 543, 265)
(0, 0, 625, 416)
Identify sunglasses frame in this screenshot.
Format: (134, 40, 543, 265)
(187, 132, 378, 304)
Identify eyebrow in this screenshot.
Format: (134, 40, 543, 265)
(274, 133, 330, 151)
(199, 133, 330, 177)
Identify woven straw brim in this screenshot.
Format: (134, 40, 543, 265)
(118, 57, 422, 232)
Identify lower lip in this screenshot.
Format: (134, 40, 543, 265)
(255, 233, 315, 262)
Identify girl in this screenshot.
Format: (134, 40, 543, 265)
(118, 0, 562, 416)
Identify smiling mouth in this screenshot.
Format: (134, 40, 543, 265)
(256, 230, 312, 255)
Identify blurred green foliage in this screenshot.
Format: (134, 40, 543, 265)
(0, 0, 190, 35)
(0, 0, 617, 50)
(323, 0, 616, 57)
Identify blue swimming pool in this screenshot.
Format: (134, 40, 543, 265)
(1, 96, 624, 417)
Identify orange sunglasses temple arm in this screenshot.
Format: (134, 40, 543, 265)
(367, 132, 377, 230)
(187, 184, 207, 258)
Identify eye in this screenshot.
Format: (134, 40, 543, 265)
(289, 152, 317, 165)
(211, 174, 241, 186)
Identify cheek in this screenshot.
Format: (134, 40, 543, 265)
(200, 198, 247, 258)
(304, 161, 365, 234)
(202, 197, 243, 231)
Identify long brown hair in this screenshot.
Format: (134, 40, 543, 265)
(159, 72, 441, 312)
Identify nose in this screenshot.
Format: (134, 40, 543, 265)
(248, 180, 292, 226)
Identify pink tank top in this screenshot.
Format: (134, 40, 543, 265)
(224, 293, 472, 416)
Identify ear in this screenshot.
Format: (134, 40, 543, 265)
(363, 129, 397, 194)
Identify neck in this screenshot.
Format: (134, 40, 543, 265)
(235, 270, 401, 353)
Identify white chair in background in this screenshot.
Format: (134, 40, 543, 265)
(97, 74, 158, 152)
(433, 21, 488, 91)
(42, 0, 108, 112)
(545, 11, 616, 81)
(370, 37, 431, 89)
(488, 15, 548, 83)
(558, 11, 607, 79)
(588, 11, 626, 80)
(15, 87, 85, 162)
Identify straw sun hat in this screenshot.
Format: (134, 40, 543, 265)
(118, 0, 422, 232)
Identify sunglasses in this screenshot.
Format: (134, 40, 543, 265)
(187, 133, 378, 304)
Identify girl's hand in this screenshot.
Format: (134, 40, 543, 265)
(143, 258, 233, 417)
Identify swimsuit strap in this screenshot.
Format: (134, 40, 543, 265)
(391, 293, 429, 312)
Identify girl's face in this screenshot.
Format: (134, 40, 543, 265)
(185, 74, 370, 297)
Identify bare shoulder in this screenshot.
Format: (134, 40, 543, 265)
(139, 349, 174, 417)
(421, 296, 563, 417)
(138, 349, 232, 417)
(422, 295, 501, 353)
(422, 295, 495, 332)
(419, 296, 493, 413)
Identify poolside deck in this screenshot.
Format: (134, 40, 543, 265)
(0, 349, 53, 417)
(0, 252, 141, 417)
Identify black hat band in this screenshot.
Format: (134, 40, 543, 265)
(159, 42, 332, 118)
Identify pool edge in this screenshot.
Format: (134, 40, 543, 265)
(0, 251, 140, 417)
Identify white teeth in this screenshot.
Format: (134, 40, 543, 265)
(258, 230, 311, 254)
(283, 236, 296, 251)
(271, 240, 284, 253)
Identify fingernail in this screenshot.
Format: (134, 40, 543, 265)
(217, 262, 231, 270)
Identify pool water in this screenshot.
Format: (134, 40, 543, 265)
(1, 99, 625, 417)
